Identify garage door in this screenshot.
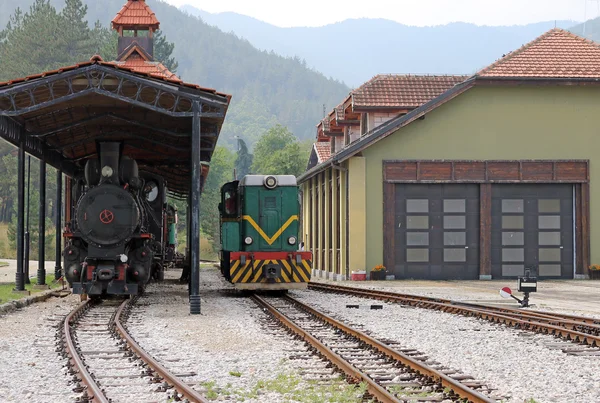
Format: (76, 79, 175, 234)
(491, 184, 574, 279)
(393, 184, 479, 280)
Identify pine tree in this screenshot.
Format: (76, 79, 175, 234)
(234, 138, 253, 179)
(154, 29, 178, 73)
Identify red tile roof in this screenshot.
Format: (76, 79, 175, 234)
(112, 0, 160, 29)
(478, 28, 600, 78)
(116, 52, 178, 80)
(352, 74, 468, 109)
(0, 55, 230, 99)
(314, 141, 331, 163)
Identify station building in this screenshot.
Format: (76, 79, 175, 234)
(300, 29, 597, 281)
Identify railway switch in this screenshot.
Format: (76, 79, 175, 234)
(500, 269, 537, 308)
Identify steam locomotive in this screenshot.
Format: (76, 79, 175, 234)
(63, 141, 179, 296)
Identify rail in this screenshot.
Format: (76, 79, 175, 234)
(252, 294, 495, 403)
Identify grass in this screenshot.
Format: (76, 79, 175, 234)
(0, 223, 9, 259)
(0, 261, 7, 267)
(201, 372, 369, 402)
(0, 275, 64, 304)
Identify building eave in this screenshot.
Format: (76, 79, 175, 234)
(298, 78, 477, 184)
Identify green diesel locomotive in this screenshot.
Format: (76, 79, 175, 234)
(219, 175, 312, 290)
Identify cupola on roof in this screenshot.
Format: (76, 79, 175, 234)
(112, 0, 160, 30)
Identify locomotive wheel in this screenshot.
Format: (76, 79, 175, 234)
(221, 251, 231, 280)
(155, 262, 164, 281)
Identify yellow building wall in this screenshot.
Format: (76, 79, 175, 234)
(332, 169, 339, 277)
(324, 170, 331, 274)
(362, 85, 600, 272)
(339, 164, 348, 278)
(348, 157, 367, 272)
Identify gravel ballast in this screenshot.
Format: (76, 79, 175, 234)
(128, 268, 365, 402)
(0, 294, 81, 402)
(291, 288, 600, 403)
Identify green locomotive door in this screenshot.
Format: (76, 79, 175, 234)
(260, 192, 282, 250)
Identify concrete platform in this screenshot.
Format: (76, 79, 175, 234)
(0, 260, 57, 283)
(312, 277, 600, 318)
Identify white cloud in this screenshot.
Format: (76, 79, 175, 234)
(164, 0, 587, 27)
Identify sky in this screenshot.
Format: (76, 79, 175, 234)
(164, 0, 590, 28)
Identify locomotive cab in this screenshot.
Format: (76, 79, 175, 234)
(219, 175, 312, 290)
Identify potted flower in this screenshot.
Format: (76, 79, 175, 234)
(589, 264, 600, 280)
(370, 264, 386, 281)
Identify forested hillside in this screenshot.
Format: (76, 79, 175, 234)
(570, 17, 600, 41)
(0, 0, 349, 148)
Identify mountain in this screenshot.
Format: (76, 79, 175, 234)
(0, 0, 349, 149)
(569, 17, 600, 41)
(180, 5, 576, 87)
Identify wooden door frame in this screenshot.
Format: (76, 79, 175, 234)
(383, 160, 590, 278)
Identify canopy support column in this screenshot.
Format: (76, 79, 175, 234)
(37, 159, 46, 285)
(24, 156, 31, 284)
(15, 143, 25, 291)
(54, 170, 62, 280)
(189, 101, 202, 314)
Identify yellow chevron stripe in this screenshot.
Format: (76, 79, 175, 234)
(302, 260, 312, 272)
(280, 260, 294, 282)
(252, 260, 264, 282)
(296, 262, 310, 282)
(280, 261, 291, 283)
(232, 262, 248, 282)
(242, 261, 257, 283)
(242, 215, 298, 245)
(230, 260, 240, 273)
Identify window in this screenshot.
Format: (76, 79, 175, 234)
(538, 216, 561, 229)
(444, 232, 466, 246)
(407, 233, 429, 246)
(539, 232, 561, 246)
(444, 248, 466, 262)
(407, 249, 429, 262)
(502, 232, 524, 246)
(502, 248, 524, 262)
(502, 216, 524, 229)
(538, 199, 560, 213)
(407, 216, 429, 229)
(444, 199, 465, 213)
(406, 199, 429, 213)
(502, 199, 524, 213)
(444, 216, 465, 229)
(224, 191, 237, 215)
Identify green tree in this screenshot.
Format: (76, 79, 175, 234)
(154, 29, 178, 72)
(199, 146, 234, 253)
(251, 125, 311, 177)
(234, 138, 253, 179)
(0, 0, 114, 81)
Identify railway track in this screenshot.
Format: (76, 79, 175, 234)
(252, 294, 499, 403)
(309, 282, 600, 350)
(59, 297, 208, 403)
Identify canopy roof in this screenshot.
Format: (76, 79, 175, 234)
(0, 56, 231, 196)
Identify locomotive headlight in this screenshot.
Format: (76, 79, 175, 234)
(288, 236, 297, 245)
(101, 165, 113, 178)
(244, 236, 253, 245)
(264, 175, 277, 189)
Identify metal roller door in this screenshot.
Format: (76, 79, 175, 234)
(491, 184, 574, 279)
(393, 184, 480, 280)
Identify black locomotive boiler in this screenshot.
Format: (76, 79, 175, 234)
(63, 141, 171, 296)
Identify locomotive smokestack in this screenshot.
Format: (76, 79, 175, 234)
(98, 142, 122, 185)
